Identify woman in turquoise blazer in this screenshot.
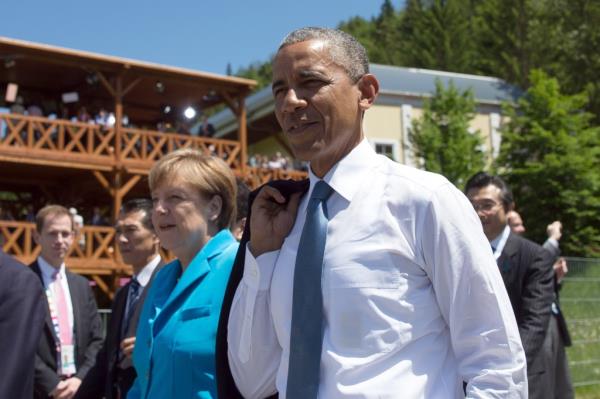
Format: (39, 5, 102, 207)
(128, 149, 239, 399)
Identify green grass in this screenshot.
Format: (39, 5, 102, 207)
(562, 258, 600, 397)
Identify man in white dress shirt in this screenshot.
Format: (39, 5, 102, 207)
(220, 27, 527, 398)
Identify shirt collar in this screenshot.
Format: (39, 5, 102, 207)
(134, 255, 161, 287)
(308, 138, 379, 202)
(37, 255, 65, 280)
(490, 224, 511, 259)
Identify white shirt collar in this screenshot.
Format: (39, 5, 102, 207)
(308, 138, 378, 202)
(490, 225, 511, 259)
(37, 255, 66, 280)
(134, 255, 161, 287)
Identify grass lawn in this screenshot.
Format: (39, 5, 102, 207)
(562, 258, 600, 397)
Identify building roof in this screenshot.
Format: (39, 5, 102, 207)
(371, 64, 521, 104)
(0, 36, 256, 124)
(210, 63, 520, 136)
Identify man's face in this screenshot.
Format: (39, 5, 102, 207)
(271, 40, 375, 177)
(507, 211, 525, 234)
(466, 184, 508, 241)
(116, 210, 159, 272)
(34, 213, 74, 268)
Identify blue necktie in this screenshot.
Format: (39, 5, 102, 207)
(287, 180, 333, 399)
(121, 277, 141, 339)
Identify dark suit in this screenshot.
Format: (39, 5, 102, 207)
(75, 260, 163, 399)
(542, 240, 574, 398)
(30, 260, 103, 399)
(496, 233, 554, 399)
(0, 251, 45, 399)
(216, 179, 308, 399)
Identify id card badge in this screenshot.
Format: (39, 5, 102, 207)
(60, 344, 77, 376)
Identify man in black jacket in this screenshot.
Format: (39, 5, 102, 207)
(30, 205, 103, 399)
(76, 199, 162, 399)
(466, 172, 555, 399)
(0, 250, 45, 398)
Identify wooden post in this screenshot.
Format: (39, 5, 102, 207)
(238, 94, 248, 175)
(115, 76, 123, 166)
(112, 170, 122, 223)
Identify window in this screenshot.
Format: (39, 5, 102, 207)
(370, 139, 399, 161)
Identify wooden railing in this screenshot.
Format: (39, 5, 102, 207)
(0, 221, 122, 274)
(121, 127, 242, 173)
(0, 113, 242, 173)
(245, 167, 308, 188)
(0, 113, 116, 170)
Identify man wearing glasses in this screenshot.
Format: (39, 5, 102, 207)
(465, 172, 555, 399)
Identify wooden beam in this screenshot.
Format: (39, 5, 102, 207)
(117, 174, 141, 198)
(222, 92, 239, 115)
(91, 275, 113, 300)
(122, 77, 142, 98)
(96, 71, 116, 97)
(92, 171, 112, 194)
(238, 93, 248, 174)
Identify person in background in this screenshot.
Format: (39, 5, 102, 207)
(76, 199, 163, 399)
(465, 173, 555, 399)
(128, 149, 238, 398)
(508, 213, 574, 398)
(0, 250, 45, 398)
(30, 205, 103, 399)
(198, 115, 216, 137)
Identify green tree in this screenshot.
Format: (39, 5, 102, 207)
(473, 0, 562, 89)
(398, 0, 477, 72)
(235, 59, 273, 90)
(496, 70, 600, 256)
(409, 79, 485, 187)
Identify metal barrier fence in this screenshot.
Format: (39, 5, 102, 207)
(562, 257, 600, 389)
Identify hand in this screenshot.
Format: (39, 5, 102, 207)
(249, 186, 302, 257)
(547, 221, 562, 241)
(554, 257, 568, 283)
(51, 377, 81, 399)
(121, 336, 136, 358)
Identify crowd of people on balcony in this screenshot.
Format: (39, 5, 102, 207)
(248, 151, 308, 171)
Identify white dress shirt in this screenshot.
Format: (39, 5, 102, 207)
(134, 255, 161, 288)
(490, 225, 511, 260)
(228, 139, 527, 398)
(38, 256, 74, 333)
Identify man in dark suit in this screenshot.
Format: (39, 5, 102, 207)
(76, 199, 162, 399)
(466, 172, 555, 399)
(0, 250, 45, 398)
(509, 213, 574, 398)
(30, 205, 103, 399)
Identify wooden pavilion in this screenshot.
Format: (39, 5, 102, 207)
(0, 36, 303, 301)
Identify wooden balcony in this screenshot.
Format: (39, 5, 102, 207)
(0, 113, 242, 174)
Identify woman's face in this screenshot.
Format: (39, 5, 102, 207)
(151, 176, 218, 266)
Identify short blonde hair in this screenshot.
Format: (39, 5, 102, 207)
(35, 205, 74, 233)
(149, 149, 237, 230)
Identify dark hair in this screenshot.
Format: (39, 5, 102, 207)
(235, 179, 250, 223)
(464, 172, 514, 212)
(120, 198, 154, 231)
(279, 27, 369, 82)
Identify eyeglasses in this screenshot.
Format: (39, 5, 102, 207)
(470, 200, 502, 214)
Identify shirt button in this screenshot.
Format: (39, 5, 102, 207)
(250, 268, 257, 277)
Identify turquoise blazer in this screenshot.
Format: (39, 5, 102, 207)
(128, 229, 238, 399)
